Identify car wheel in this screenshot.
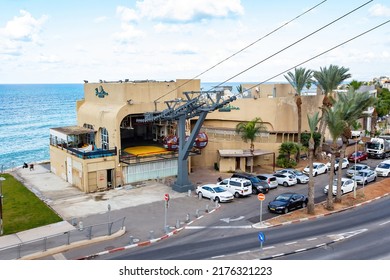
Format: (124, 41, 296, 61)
(234, 192, 240, 198)
(252, 188, 258, 195)
(302, 201, 307, 208)
(283, 208, 289, 214)
(297, 179, 301, 184)
(374, 176, 377, 181)
(364, 180, 368, 185)
(198, 192, 203, 199)
(283, 182, 288, 187)
(214, 197, 220, 203)
(314, 172, 317, 177)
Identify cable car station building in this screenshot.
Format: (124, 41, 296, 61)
(49, 79, 323, 193)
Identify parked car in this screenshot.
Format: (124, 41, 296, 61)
(326, 158, 349, 171)
(272, 173, 297, 187)
(348, 151, 368, 162)
(351, 170, 377, 185)
(195, 184, 234, 203)
(256, 174, 279, 189)
(216, 177, 252, 198)
(324, 178, 356, 196)
(375, 160, 390, 177)
(346, 163, 370, 177)
(268, 192, 308, 214)
(303, 162, 328, 176)
(276, 168, 309, 184)
(231, 172, 270, 194)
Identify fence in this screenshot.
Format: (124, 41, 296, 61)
(0, 217, 126, 260)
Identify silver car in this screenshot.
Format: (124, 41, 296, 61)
(351, 170, 377, 185)
(276, 168, 309, 184)
(256, 174, 279, 189)
(346, 164, 370, 177)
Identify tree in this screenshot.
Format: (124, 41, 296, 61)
(235, 117, 267, 172)
(334, 89, 375, 202)
(306, 112, 320, 215)
(313, 65, 351, 158)
(277, 142, 300, 168)
(324, 105, 346, 211)
(284, 67, 314, 147)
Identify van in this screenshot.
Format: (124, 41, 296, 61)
(217, 178, 252, 197)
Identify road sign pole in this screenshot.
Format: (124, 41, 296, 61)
(260, 200, 263, 225)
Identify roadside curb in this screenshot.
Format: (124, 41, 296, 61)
(254, 193, 390, 228)
(76, 205, 221, 260)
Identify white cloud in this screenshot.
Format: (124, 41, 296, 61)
(113, 22, 145, 43)
(136, 0, 244, 22)
(368, 4, 390, 17)
(94, 16, 109, 23)
(172, 43, 198, 55)
(37, 54, 62, 63)
(0, 10, 48, 42)
(116, 6, 140, 22)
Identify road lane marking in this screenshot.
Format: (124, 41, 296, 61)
(379, 220, 390, 226)
(185, 225, 253, 229)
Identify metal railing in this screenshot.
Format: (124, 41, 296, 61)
(0, 217, 125, 260)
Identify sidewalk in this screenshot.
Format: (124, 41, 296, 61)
(0, 163, 233, 259)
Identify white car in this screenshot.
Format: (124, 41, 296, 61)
(272, 173, 297, 187)
(346, 164, 370, 177)
(276, 169, 309, 184)
(303, 162, 328, 176)
(195, 184, 234, 203)
(324, 178, 356, 196)
(375, 160, 390, 177)
(351, 170, 377, 185)
(326, 158, 349, 171)
(217, 178, 252, 197)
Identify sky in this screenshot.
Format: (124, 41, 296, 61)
(0, 0, 389, 84)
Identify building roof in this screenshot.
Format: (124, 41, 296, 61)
(218, 149, 274, 157)
(50, 126, 95, 136)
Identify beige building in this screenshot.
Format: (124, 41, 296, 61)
(50, 79, 323, 193)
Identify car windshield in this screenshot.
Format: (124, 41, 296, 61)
(357, 171, 368, 177)
(250, 177, 261, 183)
(275, 194, 291, 201)
(294, 171, 304, 176)
(378, 163, 390, 169)
(213, 186, 226, 193)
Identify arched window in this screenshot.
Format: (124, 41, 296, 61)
(101, 127, 109, 150)
(83, 123, 95, 145)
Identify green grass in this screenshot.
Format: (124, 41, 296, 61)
(1, 173, 62, 235)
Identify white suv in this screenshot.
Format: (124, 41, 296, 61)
(375, 160, 390, 177)
(217, 178, 252, 198)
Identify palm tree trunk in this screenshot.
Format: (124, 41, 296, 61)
(326, 144, 337, 211)
(335, 137, 348, 203)
(307, 138, 315, 214)
(296, 97, 302, 163)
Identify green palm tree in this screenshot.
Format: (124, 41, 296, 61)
(313, 65, 351, 158)
(306, 112, 320, 215)
(334, 89, 375, 202)
(324, 104, 346, 210)
(284, 67, 313, 146)
(235, 117, 267, 172)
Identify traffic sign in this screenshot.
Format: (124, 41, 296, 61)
(164, 193, 170, 201)
(258, 232, 265, 243)
(257, 193, 265, 201)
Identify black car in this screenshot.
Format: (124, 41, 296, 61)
(231, 172, 270, 194)
(268, 192, 308, 214)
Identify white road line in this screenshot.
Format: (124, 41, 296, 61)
(295, 248, 307, 252)
(379, 220, 390, 226)
(238, 250, 251, 255)
(53, 253, 66, 260)
(307, 237, 317, 241)
(185, 225, 252, 229)
(263, 246, 275, 250)
(285, 241, 297, 245)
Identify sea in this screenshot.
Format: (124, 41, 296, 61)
(0, 82, 246, 171)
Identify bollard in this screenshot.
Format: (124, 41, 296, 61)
(188, 189, 192, 197)
(71, 218, 77, 226)
(205, 205, 209, 213)
(78, 221, 84, 231)
(195, 209, 200, 218)
(185, 213, 190, 223)
(165, 225, 170, 234)
(129, 235, 134, 245)
(176, 219, 180, 229)
(149, 230, 154, 240)
(215, 200, 218, 208)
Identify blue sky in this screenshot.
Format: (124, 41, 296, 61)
(0, 0, 389, 84)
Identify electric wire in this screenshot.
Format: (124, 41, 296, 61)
(153, 0, 328, 103)
(209, 0, 373, 92)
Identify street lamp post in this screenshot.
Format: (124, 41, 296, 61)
(353, 141, 357, 198)
(0, 177, 6, 236)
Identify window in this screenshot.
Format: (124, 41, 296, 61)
(101, 127, 109, 150)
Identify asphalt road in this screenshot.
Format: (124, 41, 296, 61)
(97, 157, 389, 260)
